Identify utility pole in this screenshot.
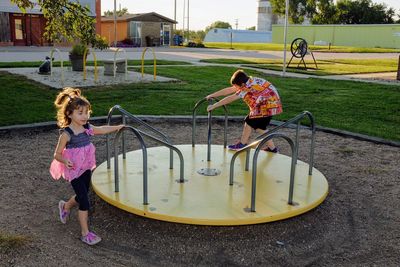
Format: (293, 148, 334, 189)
(113, 0, 117, 47)
(282, 0, 289, 76)
(235, 19, 238, 30)
(174, 0, 176, 40)
(183, 0, 186, 41)
(187, 0, 190, 41)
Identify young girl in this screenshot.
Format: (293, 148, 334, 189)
(50, 87, 124, 246)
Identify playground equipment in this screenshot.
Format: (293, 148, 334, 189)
(287, 38, 318, 69)
(91, 101, 328, 225)
(82, 48, 98, 82)
(49, 48, 64, 86)
(141, 47, 157, 81)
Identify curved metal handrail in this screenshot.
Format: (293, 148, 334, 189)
(114, 126, 148, 204)
(113, 126, 186, 205)
(230, 111, 315, 177)
(50, 48, 64, 86)
(254, 111, 315, 175)
(135, 128, 185, 183)
(106, 105, 174, 170)
(229, 133, 296, 212)
(192, 97, 228, 151)
(141, 47, 157, 81)
(228, 111, 317, 212)
(83, 48, 98, 82)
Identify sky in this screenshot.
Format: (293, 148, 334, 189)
(101, 0, 400, 31)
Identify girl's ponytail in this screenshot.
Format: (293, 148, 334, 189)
(54, 87, 90, 128)
(54, 87, 82, 108)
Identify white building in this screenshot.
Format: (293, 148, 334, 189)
(257, 0, 283, 31)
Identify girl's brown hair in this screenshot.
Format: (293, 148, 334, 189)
(54, 87, 92, 128)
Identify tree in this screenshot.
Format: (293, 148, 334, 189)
(103, 8, 129, 17)
(205, 21, 232, 32)
(270, 0, 312, 24)
(311, 0, 339, 24)
(11, 0, 107, 49)
(270, 0, 397, 24)
(246, 26, 256, 31)
(189, 30, 206, 42)
(336, 0, 395, 24)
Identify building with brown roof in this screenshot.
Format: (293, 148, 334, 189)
(101, 12, 177, 47)
(0, 0, 101, 46)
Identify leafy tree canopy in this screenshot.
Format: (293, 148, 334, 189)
(11, 0, 107, 49)
(205, 21, 232, 32)
(103, 8, 129, 17)
(270, 0, 397, 24)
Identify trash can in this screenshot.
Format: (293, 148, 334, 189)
(145, 35, 154, 47)
(173, 35, 183, 46)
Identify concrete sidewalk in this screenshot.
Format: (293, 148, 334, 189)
(193, 61, 400, 85)
(0, 45, 398, 63)
(0, 45, 399, 85)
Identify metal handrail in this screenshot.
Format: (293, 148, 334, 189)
(254, 111, 315, 175)
(141, 47, 157, 81)
(192, 97, 228, 161)
(230, 111, 315, 176)
(106, 105, 174, 170)
(228, 111, 317, 212)
(229, 133, 296, 212)
(50, 48, 64, 86)
(114, 126, 148, 204)
(113, 126, 186, 204)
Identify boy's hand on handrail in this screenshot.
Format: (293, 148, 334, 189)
(207, 104, 215, 112)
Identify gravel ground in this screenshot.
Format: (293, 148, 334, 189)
(0, 120, 399, 266)
(5, 67, 176, 89)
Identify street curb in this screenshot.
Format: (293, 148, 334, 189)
(0, 115, 399, 147)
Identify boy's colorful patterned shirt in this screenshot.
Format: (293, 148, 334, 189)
(235, 77, 283, 118)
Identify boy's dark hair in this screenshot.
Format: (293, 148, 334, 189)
(230, 69, 249, 86)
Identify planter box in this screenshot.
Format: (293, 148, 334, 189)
(69, 54, 85, 71)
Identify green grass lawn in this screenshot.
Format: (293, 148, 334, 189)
(200, 58, 398, 76)
(204, 42, 400, 53)
(0, 66, 399, 141)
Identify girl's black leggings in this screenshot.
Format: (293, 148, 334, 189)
(70, 169, 92, 211)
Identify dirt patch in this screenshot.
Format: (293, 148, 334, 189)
(0, 120, 399, 266)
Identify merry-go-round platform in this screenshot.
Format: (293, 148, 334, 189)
(92, 144, 329, 226)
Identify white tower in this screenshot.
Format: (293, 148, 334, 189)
(257, 0, 273, 31)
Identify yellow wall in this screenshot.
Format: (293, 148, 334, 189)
(272, 24, 400, 49)
(100, 21, 128, 45)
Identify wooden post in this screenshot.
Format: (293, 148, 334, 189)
(397, 55, 400, 81)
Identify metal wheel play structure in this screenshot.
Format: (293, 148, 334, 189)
(287, 38, 318, 69)
(91, 101, 329, 225)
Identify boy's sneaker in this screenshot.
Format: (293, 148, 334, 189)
(81, 232, 102, 246)
(263, 147, 279, 153)
(58, 200, 69, 224)
(228, 142, 247, 150)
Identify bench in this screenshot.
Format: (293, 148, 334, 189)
(103, 58, 126, 76)
(313, 40, 331, 50)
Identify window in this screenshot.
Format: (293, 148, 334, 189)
(15, 19, 23, 40)
(129, 21, 142, 46)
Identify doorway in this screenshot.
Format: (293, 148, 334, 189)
(11, 14, 26, 45)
